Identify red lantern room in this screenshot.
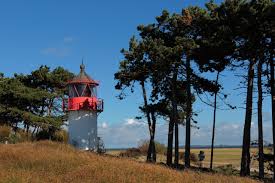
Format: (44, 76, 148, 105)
(64, 63, 103, 112)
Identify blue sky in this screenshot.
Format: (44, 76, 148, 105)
(0, 0, 272, 148)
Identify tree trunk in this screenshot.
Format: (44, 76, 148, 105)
(140, 81, 153, 162)
(167, 70, 179, 166)
(32, 126, 37, 139)
(174, 122, 179, 167)
(167, 116, 174, 166)
(151, 111, 157, 162)
(185, 56, 191, 168)
(240, 60, 255, 176)
(257, 59, 264, 179)
(26, 124, 30, 140)
(48, 98, 54, 116)
(210, 71, 220, 170)
(269, 51, 275, 181)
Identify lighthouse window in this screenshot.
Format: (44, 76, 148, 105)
(69, 85, 78, 98)
(89, 85, 97, 97)
(82, 85, 91, 97)
(75, 84, 86, 97)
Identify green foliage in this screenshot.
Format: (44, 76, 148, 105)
(0, 66, 74, 142)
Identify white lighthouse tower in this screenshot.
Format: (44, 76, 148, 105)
(65, 63, 103, 150)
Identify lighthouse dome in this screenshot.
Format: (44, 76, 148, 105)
(68, 63, 98, 85)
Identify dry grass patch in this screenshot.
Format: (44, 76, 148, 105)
(0, 141, 259, 183)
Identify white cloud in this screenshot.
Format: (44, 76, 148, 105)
(41, 47, 70, 57)
(124, 118, 143, 126)
(41, 37, 75, 57)
(63, 37, 74, 43)
(102, 122, 108, 129)
(97, 118, 273, 149)
(98, 118, 149, 148)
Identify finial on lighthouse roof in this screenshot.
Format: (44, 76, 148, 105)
(80, 58, 85, 72)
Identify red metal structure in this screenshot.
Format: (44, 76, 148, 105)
(63, 63, 103, 112)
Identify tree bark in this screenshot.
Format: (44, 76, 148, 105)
(269, 51, 275, 181)
(48, 98, 54, 116)
(240, 60, 255, 176)
(140, 81, 153, 162)
(210, 71, 220, 170)
(185, 56, 191, 168)
(167, 71, 178, 166)
(257, 59, 264, 179)
(26, 123, 30, 140)
(32, 126, 37, 139)
(167, 116, 174, 166)
(151, 111, 157, 162)
(174, 122, 179, 167)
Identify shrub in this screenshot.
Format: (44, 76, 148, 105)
(214, 164, 238, 176)
(190, 153, 199, 162)
(36, 130, 50, 140)
(0, 125, 11, 143)
(8, 129, 32, 144)
(36, 129, 69, 143)
(0, 125, 34, 143)
(52, 130, 69, 143)
(137, 140, 166, 155)
(8, 133, 21, 144)
(18, 130, 32, 142)
(180, 152, 198, 163)
(119, 148, 142, 158)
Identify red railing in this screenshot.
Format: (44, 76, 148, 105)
(63, 97, 103, 112)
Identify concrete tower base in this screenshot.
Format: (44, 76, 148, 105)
(68, 110, 98, 150)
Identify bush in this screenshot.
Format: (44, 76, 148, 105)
(119, 148, 142, 158)
(180, 152, 198, 163)
(36, 130, 50, 140)
(52, 130, 69, 143)
(8, 133, 21, 144)
(18, 129, 32, 141)
(137, 140, 166, 155)
(36, 129, 69, 143)
(0, 125, 34, 143)
(0, 125, 11, 143)
(214, 164, 238, 176)
(8, 130, 32, 144)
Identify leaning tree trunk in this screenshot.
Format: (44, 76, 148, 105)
(257, 59, 264, 179)
(140, 81, 153, 162)
(269, 51, 275, 181)
(210, 71, 220, 170)
(240, 60, 255, 176)
(185, 57, 192, 168)
(174, 121, 179, 167)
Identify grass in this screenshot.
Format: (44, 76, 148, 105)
(107, 148, 261, 169)
(0, 141, 260, 183)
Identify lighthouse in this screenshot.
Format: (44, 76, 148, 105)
(64, 63, 103, 150)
